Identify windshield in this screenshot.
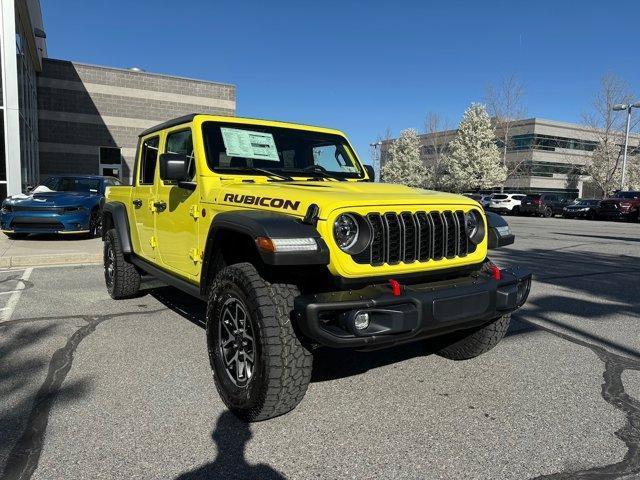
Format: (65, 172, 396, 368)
(524, 194, 541, 200)
(202, 122, 364, 180)
(616, 191, 640, 199)
(42, 177, 102, 193)
(492, 194, 508, 200)
(574, 200, 599, 206)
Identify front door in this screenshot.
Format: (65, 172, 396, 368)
(154, 127, 201, 278)
(132, 135, 160, 260)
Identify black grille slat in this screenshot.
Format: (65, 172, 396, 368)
(384, 213, 402, 264)
(401, 212, 417, 262)
(430, 212, 445, 259)
(443, 211, 457, 258)
(455, 211, 468, 256)
(351, 210, 472, 266)
(368, 213, 384, 265)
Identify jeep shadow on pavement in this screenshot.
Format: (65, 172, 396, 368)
(100, 114, 531, 421)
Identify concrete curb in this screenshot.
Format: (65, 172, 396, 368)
(0, 253, 103, 268)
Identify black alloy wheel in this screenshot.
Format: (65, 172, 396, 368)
(217, 296, 256, 387)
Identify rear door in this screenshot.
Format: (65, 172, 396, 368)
(132, 135, 160, 260)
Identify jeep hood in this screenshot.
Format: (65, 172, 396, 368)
(213, 181, 479, 219)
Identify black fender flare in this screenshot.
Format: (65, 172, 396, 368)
(200, 210, 330, 295)
(102, 202, 133, 253)
(485, 211, 515, 249)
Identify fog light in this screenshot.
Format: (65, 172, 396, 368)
(353, 312, 370, 330)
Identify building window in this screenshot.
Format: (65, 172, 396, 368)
(510, 134, 599, 153)
(99, 147, 122, 165)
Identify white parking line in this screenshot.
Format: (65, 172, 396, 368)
(0, 267, 33, 322)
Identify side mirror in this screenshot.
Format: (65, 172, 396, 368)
(159, 153, 190, 182)
(485, 211, 515, 249)
(364, 165, 376, 182)
(25, 185, 35, 194)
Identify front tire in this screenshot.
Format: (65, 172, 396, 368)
(104, 228, 141, 299)
(88, 209, 103, 238)
(206, 263, 313, 422)
(433, 314, 511, 360)
(543, 207, 553, 218)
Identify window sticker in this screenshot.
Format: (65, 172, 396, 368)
(221, 127, 280, 162)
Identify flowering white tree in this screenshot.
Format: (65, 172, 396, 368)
(583, 75, 639, 196)
(587, 139, 624, 196)
(380, 128, 427, 187)
(626, 158, 640, 190)
(443, 103, 506, 192)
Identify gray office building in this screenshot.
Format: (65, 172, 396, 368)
(1, 0, 236, 199)
(381, 117, 640, 197)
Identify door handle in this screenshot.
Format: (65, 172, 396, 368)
(153, 201, 167, 212)
(132, 199, 143, 208)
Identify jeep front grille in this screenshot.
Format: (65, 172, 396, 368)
(352, 210, 476, 266)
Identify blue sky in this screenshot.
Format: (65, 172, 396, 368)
(43, 0, 640, 164)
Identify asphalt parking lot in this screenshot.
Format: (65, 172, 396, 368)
(1, 216, 639, 480)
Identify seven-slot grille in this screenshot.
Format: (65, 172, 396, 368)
(352, 210, 476, 266)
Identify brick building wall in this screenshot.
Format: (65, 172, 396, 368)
(37, 58, 236, 182)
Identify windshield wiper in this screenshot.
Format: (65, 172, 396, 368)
(219, 167, 292, 181)
(282, 166, 344, 181)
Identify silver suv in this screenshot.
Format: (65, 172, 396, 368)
(488, 193, 527, 215)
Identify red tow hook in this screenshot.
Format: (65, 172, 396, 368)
(491, 265, 502, 280)
(389, 279, 402, 296)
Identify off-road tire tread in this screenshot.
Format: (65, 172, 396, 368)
(208, 263, 313, 421)
(105, 228, 140, 299)
(437, 314, 511, 360)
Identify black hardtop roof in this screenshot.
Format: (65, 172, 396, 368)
(139, 114, 198, 137)
(138, 114, 338, 138)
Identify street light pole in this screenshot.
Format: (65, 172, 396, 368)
(613, 101, 640, 190)
(369, 141, 382, 178)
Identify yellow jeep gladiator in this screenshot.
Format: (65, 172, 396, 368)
(102, 114, 531, 421)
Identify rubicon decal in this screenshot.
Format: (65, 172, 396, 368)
(223, 193, 300, 211)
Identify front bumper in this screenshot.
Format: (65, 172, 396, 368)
(294, 266, 532, 348)
(0, 211, 91, 234)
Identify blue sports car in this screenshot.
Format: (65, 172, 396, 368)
(1, 175, 122, 239)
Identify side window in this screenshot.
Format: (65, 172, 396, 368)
(166, 129, 195, 179)
(139, 136, 159, 185)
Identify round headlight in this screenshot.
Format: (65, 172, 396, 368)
(464, 210, 484, 244)
(334, 213, 359, 250)
(333, 213, 372, 254)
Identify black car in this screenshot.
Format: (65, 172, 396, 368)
(562, 199, 600, 219)
(520, 193, 570, 217)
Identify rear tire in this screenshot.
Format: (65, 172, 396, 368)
(104, 228, 141, 299)
(433, 314, 511, 360)
(206, 263, 313, 422)
(4, 232, 28, 239)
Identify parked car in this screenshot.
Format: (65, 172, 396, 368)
(0, 175, 121, 239)
(101, 114, 531, 421)
(463, 193, 491, 209)
(488, 193, 526, 215)
(597, 191, 640, 222)
(520, 193, 569, 218)
(562, 199, 600, 219)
